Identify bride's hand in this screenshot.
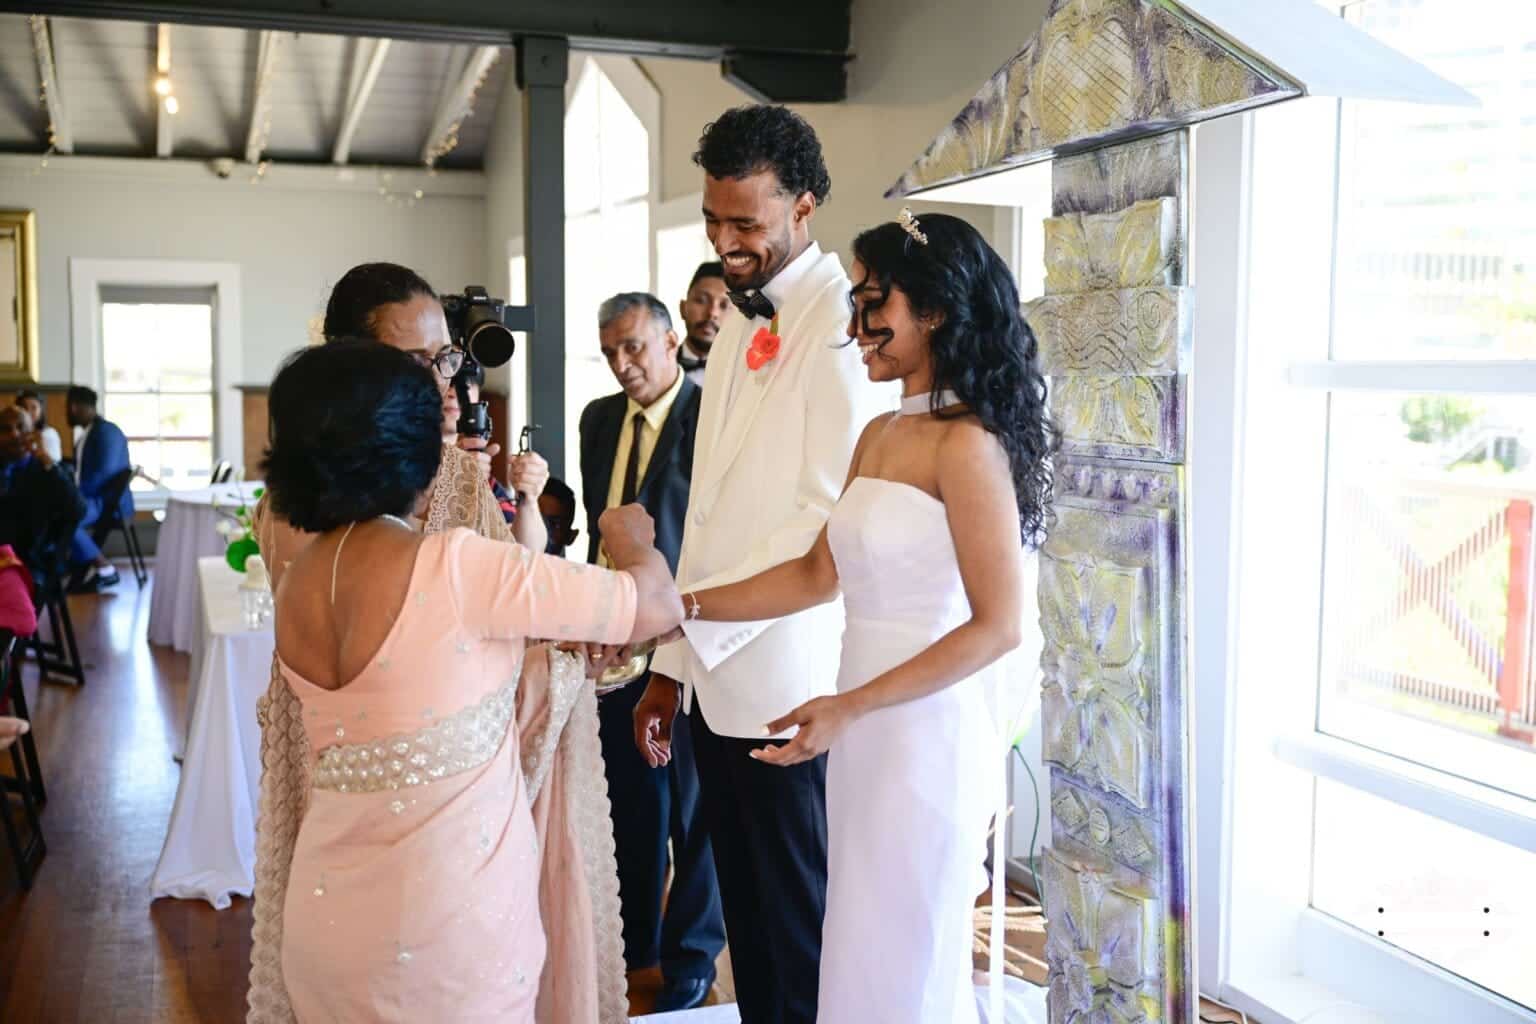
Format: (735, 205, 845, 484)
(749, 695, 860, 767)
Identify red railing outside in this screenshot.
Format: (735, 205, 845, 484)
(1334, 476, 1536, 745)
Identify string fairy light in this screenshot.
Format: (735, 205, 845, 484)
(423, 49, 500, 169)
(245, 32, 287, 181)
(27, 15, 60, 171)
(373, 168, 428, 208)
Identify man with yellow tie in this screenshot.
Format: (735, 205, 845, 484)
(578, 292, 723, 1011)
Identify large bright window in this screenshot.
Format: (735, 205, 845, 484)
(654, 194, 715, 317)
(100, 287, 217, 491)
(1222, 3, 1536, 1020)
(562, 56, 653, 517)
(1307, 4, 1536, 1007)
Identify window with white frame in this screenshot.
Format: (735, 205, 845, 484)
(654, 193, 715, 317)
(562, 56, 653, 518)
(1223, 3, 1536, 1020)
(99, 285, 217, 491)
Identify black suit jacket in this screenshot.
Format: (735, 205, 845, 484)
(578, 375, 701, 572)
(0, 457, 86, 579)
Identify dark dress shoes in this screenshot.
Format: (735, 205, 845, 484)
(653, 972, 714, 1013)
(68, 564, 120, 594)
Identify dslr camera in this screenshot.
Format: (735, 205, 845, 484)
(439, 285, 527, 440)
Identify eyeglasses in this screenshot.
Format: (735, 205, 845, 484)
(410, 347, 466, 378)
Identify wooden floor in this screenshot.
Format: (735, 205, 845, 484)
(0, 576, 251, 1022)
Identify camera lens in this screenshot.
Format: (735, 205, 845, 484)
(465, 319, 516, 368)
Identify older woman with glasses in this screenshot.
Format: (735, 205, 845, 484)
(247, 264, 631, 1024)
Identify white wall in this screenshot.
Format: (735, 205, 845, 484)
(641, 0, 1051, 258)
(1, 156, 487, 386)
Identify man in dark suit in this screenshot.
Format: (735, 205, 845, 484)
(579, 292, 723, 1012)
(65, 385, 133, 591)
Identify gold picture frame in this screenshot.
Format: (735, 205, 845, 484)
(0, 209, 40, 385)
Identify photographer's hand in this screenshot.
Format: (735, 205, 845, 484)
(456, 434, 501, 479)
(509, 451, 549, 501)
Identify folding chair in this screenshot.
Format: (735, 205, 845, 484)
(88, 466, 148, 587)
(0, 633, 46, 889)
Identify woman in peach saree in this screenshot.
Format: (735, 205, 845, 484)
(245, 341, 680, 1022)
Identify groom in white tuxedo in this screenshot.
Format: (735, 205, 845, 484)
(635, 105, 890, 1023)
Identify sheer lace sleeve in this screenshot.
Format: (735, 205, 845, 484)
(245, 655, 308, 1023)
(518, 644, 629, 1024)
(246, 497, 311, 1023)
(426, 443, 514, 542)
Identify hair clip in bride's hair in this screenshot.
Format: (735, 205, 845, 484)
(897, 207, 928, 246)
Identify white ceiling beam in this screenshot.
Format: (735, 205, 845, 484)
(420, 44, 500, 167)
(332, 37, 391, 165)
(155, 23, 173, 158)
(29, 16, 73, 154)
(244, 29, 285, 165)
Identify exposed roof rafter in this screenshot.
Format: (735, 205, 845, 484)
(420, 44, 499, 167)
(29, 16, 74, 154)
(332, 36, 391, 165)
(7, 0, 854, 104)
(155, 22, 173, 158)
(244, 29, 284, 165)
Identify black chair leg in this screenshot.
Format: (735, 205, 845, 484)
(6, 664, 45, 806)
(1, 745, 45, 890)
(57, 599, 84, 686)
(126, 523, 149, 586)
(30, 603, 64, 663)
(35, 599, 85, 686)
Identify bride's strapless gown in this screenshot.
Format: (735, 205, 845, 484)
(820, 477, 1003, 1023)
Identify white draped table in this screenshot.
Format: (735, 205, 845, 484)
(151, 556, 272, 909)
(147, 482, 263, 652)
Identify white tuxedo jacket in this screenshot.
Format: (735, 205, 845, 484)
(649, 246, 895, 739)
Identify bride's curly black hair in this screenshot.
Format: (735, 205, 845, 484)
(851, 212, 1057, 546)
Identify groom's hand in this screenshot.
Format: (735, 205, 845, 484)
(634, 673, 681, 768)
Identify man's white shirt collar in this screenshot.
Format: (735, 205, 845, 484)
(758, 241, 822, 320)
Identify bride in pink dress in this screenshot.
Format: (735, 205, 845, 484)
(248, 340, 682, 1021)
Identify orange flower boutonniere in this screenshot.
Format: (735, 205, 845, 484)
(746, 314, 781, 371)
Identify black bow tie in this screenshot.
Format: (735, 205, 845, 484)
(728, 289, 775, 322)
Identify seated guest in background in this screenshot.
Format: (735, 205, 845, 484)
(676, 262, 729, 387)
(15, 389, 62, 463)
(579, 292, 723, 1012)
(538, 477, 580, 557)
(65, 385, 132, 591)
(0, 404, 85, 582)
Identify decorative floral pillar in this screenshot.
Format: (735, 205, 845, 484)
(1033, 129, 1193, 1024)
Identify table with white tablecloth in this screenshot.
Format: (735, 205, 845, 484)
(151, 556, 272, 909)
(147, 482, 264, 653)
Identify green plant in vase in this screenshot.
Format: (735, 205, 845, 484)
(214, 484, 266, 572)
